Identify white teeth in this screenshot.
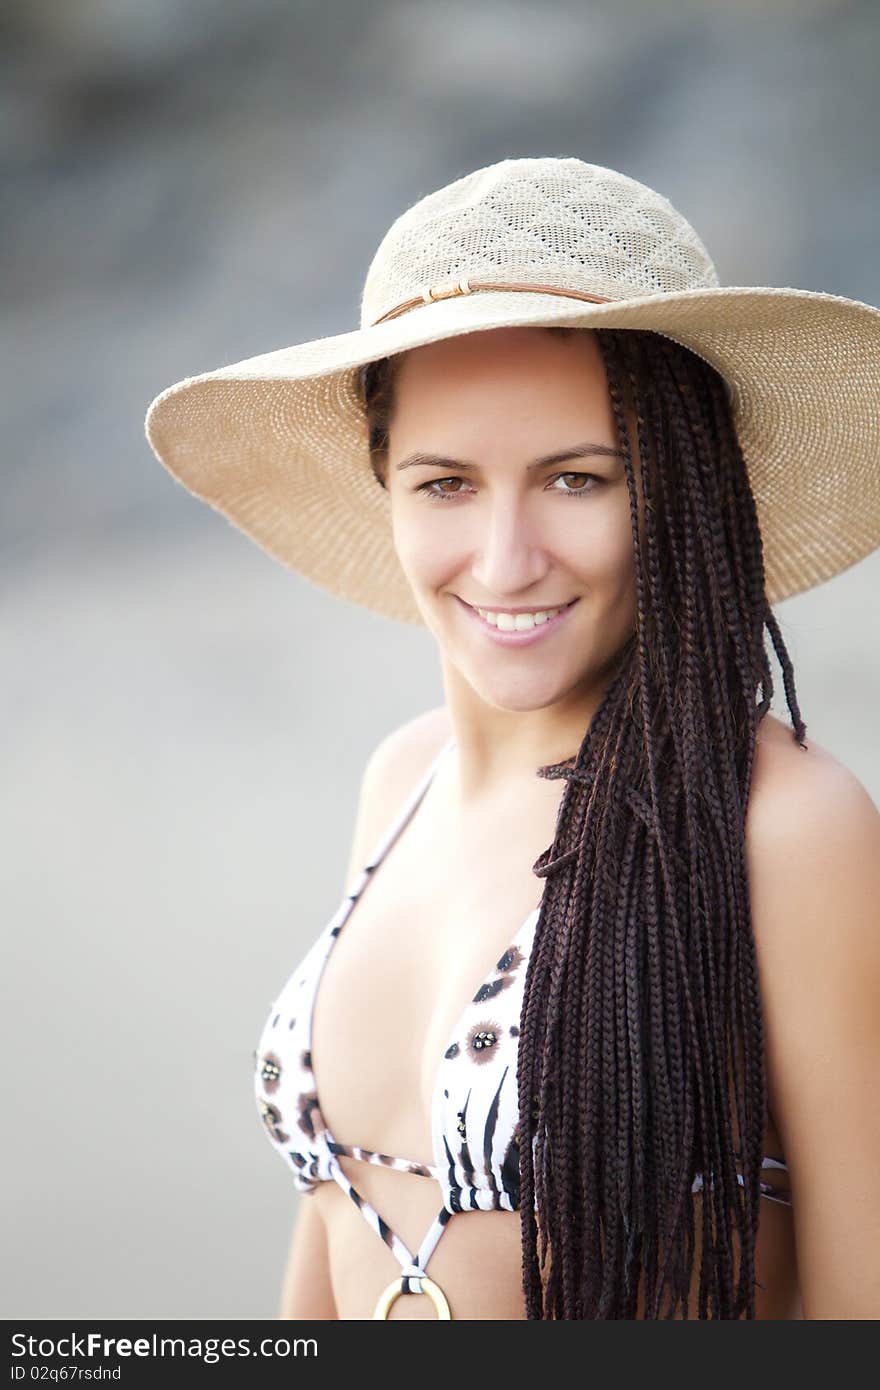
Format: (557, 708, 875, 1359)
(475, 605, 563, 631)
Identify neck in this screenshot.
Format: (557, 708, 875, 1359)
(437, 667, 613, 804)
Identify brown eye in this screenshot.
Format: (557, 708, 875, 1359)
(416, 476, 469, 502)
(551, 472, 600, 497)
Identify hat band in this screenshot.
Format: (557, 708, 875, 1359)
(370, 278, 614, 326)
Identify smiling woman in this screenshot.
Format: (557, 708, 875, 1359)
(145, 156, 880, 1320)
(350, 320, 813, 1317)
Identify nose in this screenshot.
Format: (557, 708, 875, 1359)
(469, 492, 551, 599)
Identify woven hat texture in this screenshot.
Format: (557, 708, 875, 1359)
(145, 157, 880, 623)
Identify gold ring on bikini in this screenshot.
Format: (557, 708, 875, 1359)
(372, 1271, 452, 1319)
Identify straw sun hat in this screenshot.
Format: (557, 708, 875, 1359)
(145, 156, 880, 624)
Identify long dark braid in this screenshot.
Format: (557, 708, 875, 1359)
(359, 327, 807, 1318)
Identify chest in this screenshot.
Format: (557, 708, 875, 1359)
(309, 782, 561, 1162)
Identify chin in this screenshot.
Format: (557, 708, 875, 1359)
(460, 668, 577, 713)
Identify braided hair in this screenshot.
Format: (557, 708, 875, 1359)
(359, 328, 807, 1319)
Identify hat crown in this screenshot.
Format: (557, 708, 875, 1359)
(360, 156, 720, 328)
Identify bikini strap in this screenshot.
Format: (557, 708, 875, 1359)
(351, 735, 455, 890)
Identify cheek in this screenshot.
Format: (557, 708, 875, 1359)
(391, 504, 457, 588)
(562, 497, 635, 589)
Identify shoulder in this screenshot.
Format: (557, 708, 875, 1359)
(745, 712, 879, 965)
(745, 712, 879, 890)
(342, 705, 452, 885)
(362, 704, 452, 807)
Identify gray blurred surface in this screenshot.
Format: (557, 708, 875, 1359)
(2, 0, 878, 1318)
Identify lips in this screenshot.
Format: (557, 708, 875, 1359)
(456, 595, 580, 647)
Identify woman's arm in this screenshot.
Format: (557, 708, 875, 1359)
(746, 744, 880, 1318)
(278, 1197, 338, 1320)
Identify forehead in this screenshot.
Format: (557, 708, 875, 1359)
(386, 327, 646, 481)
(391, 327, 613, 424)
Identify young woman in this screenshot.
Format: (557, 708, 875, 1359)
(145, 157, 880, 1319)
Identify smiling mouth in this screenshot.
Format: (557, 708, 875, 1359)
(456, 595, 580, 639)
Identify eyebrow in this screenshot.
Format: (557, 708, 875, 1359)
(394, 441, 624, 473)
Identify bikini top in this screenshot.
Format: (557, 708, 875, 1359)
(253, 735, 791, 1311)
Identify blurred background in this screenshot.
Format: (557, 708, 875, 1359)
(3, 0, 878, 1319)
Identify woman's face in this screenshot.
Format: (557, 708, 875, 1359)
(385, 326, 641, 715)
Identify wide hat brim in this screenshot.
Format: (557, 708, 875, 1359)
(144, 284, 880, 623)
